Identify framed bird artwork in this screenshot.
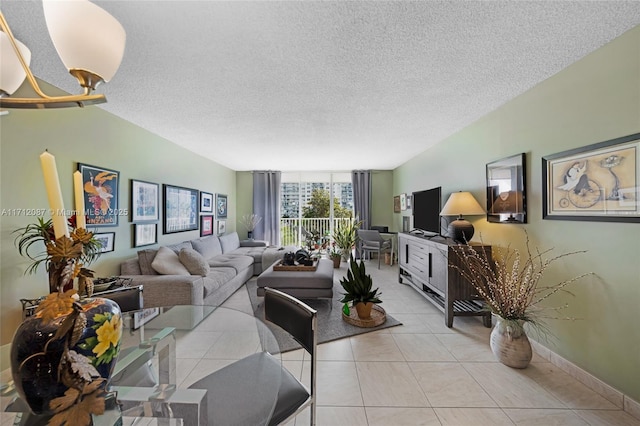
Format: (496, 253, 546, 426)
(77, 163, 120, 227)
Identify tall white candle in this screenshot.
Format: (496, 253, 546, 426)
(73, 171, 86, 229)
(39, 151, 69, 239)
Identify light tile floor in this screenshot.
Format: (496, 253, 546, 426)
(222, 261, 640, 426)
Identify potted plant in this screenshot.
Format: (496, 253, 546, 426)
(327, 244, 342, 268)
(332, 218, 362, 261)
(339, 255, 382, 319)
(239, 213, 262, 240)
(14, 216, 101, 294)
(450, 230, 592, 368)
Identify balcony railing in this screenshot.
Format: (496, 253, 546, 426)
(280, 217, 354, 247)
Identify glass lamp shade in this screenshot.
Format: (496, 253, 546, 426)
(0, 32, 31, 96)
(43, 0, 126, 87)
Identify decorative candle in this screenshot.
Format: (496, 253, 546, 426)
(73, 171, 86, 229)
(39, 151, 69, 238)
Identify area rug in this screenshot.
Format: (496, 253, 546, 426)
(245, 278, 402, 352)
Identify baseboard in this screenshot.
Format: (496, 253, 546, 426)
(531, 340, 640, 421)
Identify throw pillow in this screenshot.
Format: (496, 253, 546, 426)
(166, 241, 193, 254)
(191, 236, 223, 260)
(137, 249, 159, 275)
(151, 246, 191, 276)
(179, 248, 210, 276)
(219, 232, 240, 253)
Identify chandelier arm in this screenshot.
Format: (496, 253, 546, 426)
(0, 12, 53, 100)
(0, 11, 107, 108)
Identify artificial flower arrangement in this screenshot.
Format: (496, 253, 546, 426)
(13, 216, 121, 425)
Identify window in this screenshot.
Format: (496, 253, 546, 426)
(280, 173, 353, 247)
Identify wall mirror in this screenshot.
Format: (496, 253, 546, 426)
(486, 153, 527, 223)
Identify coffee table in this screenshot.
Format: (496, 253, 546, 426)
(256, 258, 334, 299)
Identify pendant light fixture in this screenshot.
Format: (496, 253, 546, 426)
(0, 0, 126, 109)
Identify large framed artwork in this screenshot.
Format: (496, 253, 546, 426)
(215, 194, 228, 219)
(163, 184, 199, 234)
(542, 132, 640, 222)
(77, 163, 120, 226)
(486, 153, 527, 224)
(131, 179, 159, 222)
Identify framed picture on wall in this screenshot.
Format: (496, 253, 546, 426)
(131, 180, 159, 222)
(200, 191, 213, 213)
(133, 223, 157, 247)
(217, 220, 226, 235)
(393, 195, 401, 213)
(400, 193, 407, 210)
(215, 194, 228, 219)
(77, 163, 120, 227)
(94, 232, 115, 253)
(542, 132, 640, 222)
(486, 153, 527, 224)
(200, 215, 214, 236)
(163, 184, 199, 234)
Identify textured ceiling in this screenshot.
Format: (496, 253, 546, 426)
(3, 1, 640, 171)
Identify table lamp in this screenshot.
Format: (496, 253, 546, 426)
(440, 191, 485, 243)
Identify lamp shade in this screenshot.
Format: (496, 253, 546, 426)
(0, 32, 31, 96)
(440, 191, 485, 217)
(43, 0, 126, 84)
(440, 191, 485, 243)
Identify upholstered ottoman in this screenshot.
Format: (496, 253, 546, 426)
(256, 258, 334, 299)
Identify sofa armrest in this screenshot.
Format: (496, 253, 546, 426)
(119, 275, 205, 308)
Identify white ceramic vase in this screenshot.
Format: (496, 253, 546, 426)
(490, 317, 533, 369)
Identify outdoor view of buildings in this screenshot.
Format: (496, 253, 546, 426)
(280, 179, 354, 246)
(280, 182, 353, 218)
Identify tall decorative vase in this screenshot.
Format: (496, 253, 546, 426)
(490, 317, 532, 369)
(10, 297, 122, 415)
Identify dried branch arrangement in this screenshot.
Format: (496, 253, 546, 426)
(450, 231, 593, 328)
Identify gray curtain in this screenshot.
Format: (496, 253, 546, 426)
(352, 170, 372, 230)
(352, 170, 371, 259)
(253, 171, 281, 245)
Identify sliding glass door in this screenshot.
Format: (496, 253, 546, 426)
(280, 172, 353, 247)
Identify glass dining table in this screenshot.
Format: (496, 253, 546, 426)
(1, 305, 283, 426)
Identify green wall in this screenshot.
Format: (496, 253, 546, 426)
(394, 26, 640, 401)
(371, 170, 394, 229)
(0, 101, 237, 349)
(236, 171, 254, 239)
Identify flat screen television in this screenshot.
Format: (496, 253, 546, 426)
(412, 187, 442, 236)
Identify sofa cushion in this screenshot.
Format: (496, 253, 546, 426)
(166, 241, 193, 254)
(202, 267, 237, 299)
(232, 246, 265, 264)
(191, 236, 223, 260)
(219, 232, 240, 253)
(151, 246, 191, 275)
(138, 249, 159, 275)
(208, 254, 253, 273)
(179, 248, 210, 276)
